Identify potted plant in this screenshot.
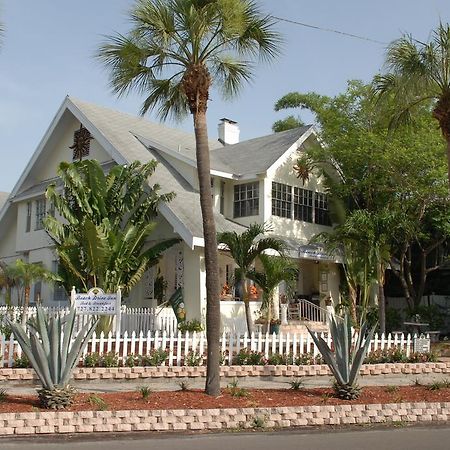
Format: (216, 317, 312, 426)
(269, 318, 281, 334)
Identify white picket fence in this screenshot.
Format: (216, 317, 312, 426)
(0, 330, 421, 368)
(0, 305, 178, 334)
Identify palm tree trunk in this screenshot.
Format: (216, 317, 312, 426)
(21, 286, 30, 327)
(193, 111, 221, 397)
(447, 138, 450, 188)
(242, 279, 253, 334)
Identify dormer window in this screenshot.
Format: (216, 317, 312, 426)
(70, 125, 93, 161)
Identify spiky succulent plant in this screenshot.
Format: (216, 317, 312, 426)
(8, 306, 98, 409)
(308, 313, 376, 400)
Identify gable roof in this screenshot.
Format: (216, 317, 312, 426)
(210, 126, 313, 176)
(1, 97, 315, 249)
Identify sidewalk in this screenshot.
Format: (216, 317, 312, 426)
(4, 372, 449, 395)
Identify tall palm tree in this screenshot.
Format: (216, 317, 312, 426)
(373, 23, 450, 186)
(217, 223, 286, 333)
(97, 0, 281, 395)
(247, 254, 298, 330)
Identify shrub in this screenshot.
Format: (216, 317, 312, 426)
(125, 354, 138, 367)
(101, 352, 119, 368)
(141, 349, 169, 366)
(88, 394, 108, 410)
(294, 352, 323, 366)
(289, 377, 304, 390)
(178, 319, 204, 333)
(139, 385, 152, 400)
(83, 353, 101, 368)
(364, 347, 408, 364)
(184, 350, 203, 366)
(227, 379, 249, 398)
(267, 352, 294, 365)
(233, 349, 266, 365)
(408, 352, 437, 363)
(14, 354, 31, 368)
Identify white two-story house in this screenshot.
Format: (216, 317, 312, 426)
(0, 97, 340, 326)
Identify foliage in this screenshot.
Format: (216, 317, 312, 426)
(233, 349, 266, 365)
(373, 22, 450, 184)
(101, 352, 119, 368)
(406, 305, 445, 331)
(408, 352, 437, 363)
(426, 379, 450, 391)
(294, 352, 324, 366)
(98, 0, 281, 397)
(178, 380, 190, 391)
(141, 349, 169, 366)
(386, 308, 403, 333)
(138, 385, 152, 400)
(248, 255, 298, 326)
(308, 312, 376, 400)
(44, 160, 179, 295)
(274, 81, 449, 319)
(289, 378, 304, 390)
(364, 347, 408, 364)
(13, 354, 31, 368)
(272, 115, 304, 133)
(88, 394, 108, 410)
(184, 350, 203, 366)
(218, 223, 286, 333)
(8, 306, 98, 409)
(178, 319, 204, 332)
(227, 379, 250, 398)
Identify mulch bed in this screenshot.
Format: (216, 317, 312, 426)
(1, 386, 449, 413)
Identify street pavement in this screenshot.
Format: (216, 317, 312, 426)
(0, 425, 449, 449)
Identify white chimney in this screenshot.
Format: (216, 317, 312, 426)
(218, 118, 240, 145)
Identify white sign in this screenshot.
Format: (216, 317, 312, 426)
(298, 244, 334, 261)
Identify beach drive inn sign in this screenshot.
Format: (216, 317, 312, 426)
(70, 287, 122, 334)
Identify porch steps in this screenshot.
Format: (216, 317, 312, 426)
(280, 321, 329, 335)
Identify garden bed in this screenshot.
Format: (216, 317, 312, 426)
(1, 385, 450, 414)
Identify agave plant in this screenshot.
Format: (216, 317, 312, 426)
(307, 313, 376, 400)
(8, 306, 98, 409)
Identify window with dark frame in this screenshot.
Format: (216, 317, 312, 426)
(35, 198, 46, 230)
(293, 187, 313, 223)
(26, 202, 32, 232)
(272, 182, 292, 218)
(233, 182, 259, 218)
(314, 192, 331, 226)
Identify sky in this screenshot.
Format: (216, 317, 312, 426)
(0, 0, 449, 192)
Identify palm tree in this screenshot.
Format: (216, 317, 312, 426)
(373, 23, 450, 186)
(5, 260, 60, 325)
(97, 0, 281, 395)
(44, 160, 179, 296)
(247, 254, 298, 331)
(217, 223, 286, 333)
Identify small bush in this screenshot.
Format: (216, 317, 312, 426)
(179, 380, 190, 391)
(125, 354, 138, 367)
(384, 385, 399, 393)
(233, 349, 266, 366)
(289, 377, 304, 390)
(0, 388, 7, 402)
(364, 347, 408, 364)
(178, 319, 204, 332)
(227, 379, 249, 398)
(252, 416, 266, 428)
(13, 354, 31, 368)
(101, 352, 119, 368)
(267, 352, 294, 366)
(427, 379, 450, 391)
(88, 394, 108, 411)
(139, 385, 152, 400)
(141, 349, 169, 367)
(408, 352, 437, 363)
(294, 352, 323, 366)
(84, 353, 100, 368)
(184, 350, 203, 366)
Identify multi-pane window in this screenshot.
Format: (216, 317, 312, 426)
(314, 192, 331, 226)
(234, 182, 259, 218)
(293, 187, 313, 223)
(272, 182, 292, 218)
(26, 202, 32, 232)
(35, 198, 46, 230)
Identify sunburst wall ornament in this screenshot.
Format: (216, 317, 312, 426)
(70, 124, 93, 161)
(293, 157, 312, 185)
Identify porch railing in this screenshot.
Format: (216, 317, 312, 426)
(286, 299, 329, 324)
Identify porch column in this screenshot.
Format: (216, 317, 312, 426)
(182, 243, 207, 321)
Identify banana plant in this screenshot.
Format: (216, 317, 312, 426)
(8, 306, 98, 408)
(307, 312, 376, 399)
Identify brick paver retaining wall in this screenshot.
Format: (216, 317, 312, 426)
(0, 402, 449, 435)
(0, 362, 449, 382)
